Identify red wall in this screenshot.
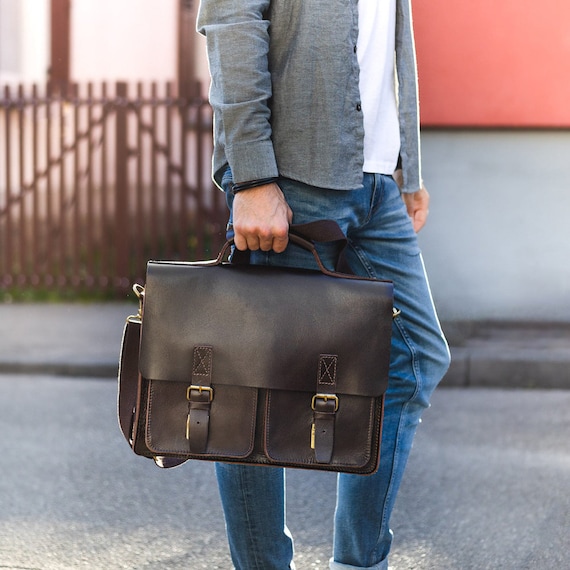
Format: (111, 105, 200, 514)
(412, 0, 570, 127)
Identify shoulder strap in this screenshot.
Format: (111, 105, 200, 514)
(117, 316, 142, 445)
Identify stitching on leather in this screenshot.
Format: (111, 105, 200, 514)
(147, 381, 257, 457)
(193, 346, 212, 376)
(318, 354, 337, 385)
(145, 382, 156, 449)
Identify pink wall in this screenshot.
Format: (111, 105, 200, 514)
(412, 0, 570, 127)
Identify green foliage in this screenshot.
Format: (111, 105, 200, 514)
(0, 287, 137, 304)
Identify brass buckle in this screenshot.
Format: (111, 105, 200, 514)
(187, 385, 214, 402)
(311, 394, 339, 412)
(127, 283, 145, 322)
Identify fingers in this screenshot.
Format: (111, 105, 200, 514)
(234, 220, 290, 252)
(232, 182, 293, 252)
(411, 208, 428, 233)
(401, 185, 430, 233)
(271, 230, 290, 253)
(234, 227, 288, 253)
(232, 232, 250, 252)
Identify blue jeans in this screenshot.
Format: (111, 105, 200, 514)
(216, 172, 450, 570)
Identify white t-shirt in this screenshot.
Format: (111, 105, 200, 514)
(357, 0, 400, 175)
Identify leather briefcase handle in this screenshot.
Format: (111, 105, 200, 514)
(224, 219, 356, 277)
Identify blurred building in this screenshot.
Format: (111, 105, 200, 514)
(413, 0, 570, 323)
(0, 0, 221, 293)
(1, 0, 569, 320)
(0, 0, 209, 90)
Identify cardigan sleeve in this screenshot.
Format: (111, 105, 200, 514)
(197, 0, 279, 185)
(395, 0, 423, 193)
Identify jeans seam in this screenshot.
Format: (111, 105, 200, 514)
(345, 240, 376, 278)
(353, 172, 386, 229)
(363, 173, 379, 226)
(377, 317, 423, 562)
(238, 468, 263, 570)
(394, 316, 422, 401)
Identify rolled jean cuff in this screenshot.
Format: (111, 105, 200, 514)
(329, 557, 388, 570)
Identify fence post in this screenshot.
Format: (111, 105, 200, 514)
(115, 81, 129, 286)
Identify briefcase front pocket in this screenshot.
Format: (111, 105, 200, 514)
(264, 389, 383, 472)
(144, 379, 258, 459)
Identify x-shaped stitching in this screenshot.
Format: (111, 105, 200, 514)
(319, 355, 337, 385)
(193, 346, 212, 376)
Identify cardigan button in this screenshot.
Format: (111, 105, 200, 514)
(356, 103, 362, 112)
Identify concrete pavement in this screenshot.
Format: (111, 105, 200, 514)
(0, 302, 569, 389)
(0, 377, 568, 569)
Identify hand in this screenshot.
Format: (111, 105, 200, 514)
(232, 182, 293, 252)
(401, 184, 430, 233)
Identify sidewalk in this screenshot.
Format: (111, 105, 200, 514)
(443, 320, 570, 389)
(0, 302, 569, 388)
(0, 302, 135, 378)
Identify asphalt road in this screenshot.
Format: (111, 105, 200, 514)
(0, 377, 568, 570)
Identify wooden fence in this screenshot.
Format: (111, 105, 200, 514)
(0, 81, 227, 297)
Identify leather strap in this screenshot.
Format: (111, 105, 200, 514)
(117, 317, 142, 445)
(231, 220, 353, 274)
(311, 354, 339, 464)
(186, 346, 214, 453)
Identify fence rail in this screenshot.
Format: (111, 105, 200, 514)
(0, 81, 227, 297)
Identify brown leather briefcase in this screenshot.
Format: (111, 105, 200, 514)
(118, 221, 394, 474)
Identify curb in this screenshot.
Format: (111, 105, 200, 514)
(440, 321, 570, 390)
(0, 361, 119, 379)
(1, 349, 568, 391)
(441, 347, 570, 390)
(1, 311, 569, 389)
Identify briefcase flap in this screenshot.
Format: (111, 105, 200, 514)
(139, 261, 393, 398)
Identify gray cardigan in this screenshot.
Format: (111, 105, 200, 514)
(197, 0, 422, 193)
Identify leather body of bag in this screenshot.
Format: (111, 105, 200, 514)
(118, 221, 394, 474)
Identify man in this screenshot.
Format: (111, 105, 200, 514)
(197, 0, 450, 568)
